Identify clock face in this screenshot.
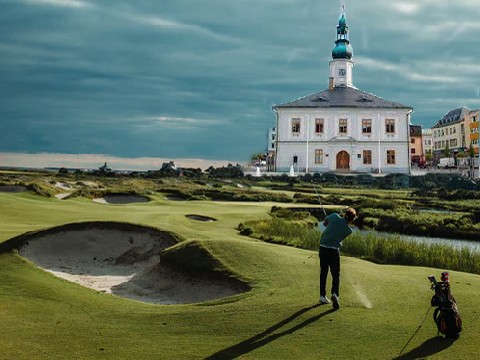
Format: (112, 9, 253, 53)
(339, 68, 346, 76)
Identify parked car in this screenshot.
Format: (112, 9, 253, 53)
(437, 157, 455, 169)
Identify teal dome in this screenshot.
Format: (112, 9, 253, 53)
(332, 41, 353, 59)
(332, 13, 352, 59)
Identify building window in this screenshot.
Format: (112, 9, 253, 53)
(362, 119, 372, 134)
(411, 138, 415, 144)
(339, 119, 348, 134)
(411, 148, 416, 154)
(363, 150, 372, 165)
(385, 119, 395, 134)
(315, 118, 324, 134)
(315, 149, 323, 164)
(292, 118, 301, 135)
(387, 150, 396, 164)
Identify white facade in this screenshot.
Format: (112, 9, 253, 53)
(422, 128, 433, 156)
(267, 127, 276, 152)
(329, 59, 354, 88)
(275, 108, 411, 173)
(272, 10, 412, 174)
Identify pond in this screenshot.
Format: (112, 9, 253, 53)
(361, 230, 480, 253)
(413, 208, 456, 214)
(317, 223, 480, 253)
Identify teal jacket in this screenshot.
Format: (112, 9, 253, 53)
(319, 213, 353, 250)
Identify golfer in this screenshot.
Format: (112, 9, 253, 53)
(319, 207, 356, 309)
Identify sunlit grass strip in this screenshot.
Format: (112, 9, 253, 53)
(241, 219, 480, 274)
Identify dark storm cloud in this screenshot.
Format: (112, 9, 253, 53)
(1, 0, 479, 161)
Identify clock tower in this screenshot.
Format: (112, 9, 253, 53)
(329, 7, 354, 88)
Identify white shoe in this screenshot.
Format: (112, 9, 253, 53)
(332, 293, 340, 309)
(319, 296, 331, 304)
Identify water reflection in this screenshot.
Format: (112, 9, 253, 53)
(317, 223, 479, 253)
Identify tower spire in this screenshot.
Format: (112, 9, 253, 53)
(329, 4, 354, 88)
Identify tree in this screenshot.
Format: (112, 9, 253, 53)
(250, 153, 265, 162)
(443, 143, 451, 158)
(469, 144, 475, 158)
(425, 150, 433, 163)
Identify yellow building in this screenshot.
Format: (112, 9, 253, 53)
(468, 109, 479, 155)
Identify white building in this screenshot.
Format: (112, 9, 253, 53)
(422, 128, 433, 156)
(272, 10, 412, 174)
(267, 127, 276, 152)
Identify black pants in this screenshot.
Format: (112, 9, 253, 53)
(319, 247, 340, 297)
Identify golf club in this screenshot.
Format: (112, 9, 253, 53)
(312, 183, 327, 218)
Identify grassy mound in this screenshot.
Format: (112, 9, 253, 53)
(160, 240, 251, 293)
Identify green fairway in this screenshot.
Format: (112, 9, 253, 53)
(1, 189, 479, 359)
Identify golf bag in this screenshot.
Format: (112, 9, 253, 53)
(428, 272, 462, 338)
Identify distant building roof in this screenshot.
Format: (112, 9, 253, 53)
(161, 161, 177, 170)
(410, 124, 422, 137)
(273, 86, 411, 110)
(99, 162, 111, 172)
(432, 107, 470, 128)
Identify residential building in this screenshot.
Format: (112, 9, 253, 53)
(409, 125, 423, 165)
(267, 127, 276, 152)
(422, 128, 433, 158)
(272, 9, 412, 174)
(266, 127, 277, 171)
(432, 107, 472, 162)
(468, 109, 479, 155)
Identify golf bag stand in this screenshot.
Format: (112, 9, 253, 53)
(428, 272, 462, 338)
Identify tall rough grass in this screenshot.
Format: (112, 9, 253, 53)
(359, 208, 480, 240)
(239, 218, 320, 249)
(342, 232, 480, 274)
(240, 219, 480, 275)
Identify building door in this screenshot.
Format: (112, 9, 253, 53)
(336, 151, 350, 171)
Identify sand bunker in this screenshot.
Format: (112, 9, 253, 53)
(17, 222, 247, 304)
(0, 185, 27, 193)
(93, 194, 150, 204)
(55, 193, 71, 200)
(54, 182, 73, 191)
(186, 214, 217, 222)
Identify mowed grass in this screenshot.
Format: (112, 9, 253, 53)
(1, 191, 480, 359)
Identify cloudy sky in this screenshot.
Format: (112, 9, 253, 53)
(1, 0, 479, 166)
